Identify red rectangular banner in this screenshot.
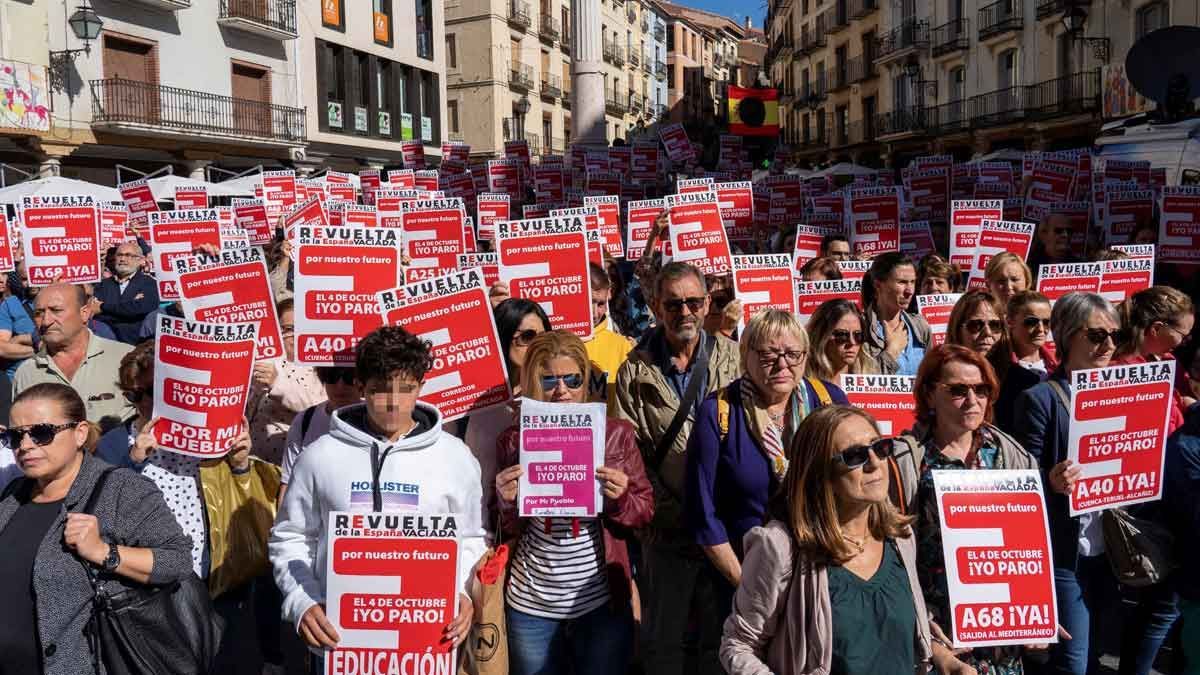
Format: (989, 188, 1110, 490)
(950, 200, 1003, 269)
(659, 123, 695, 163)
(625, 199, 667, 262)
(838, 374, 916, 436)
(965, 219, 1035, 290)
(916, 293, 963, 347)
(1036, 262, 1102, 301)
(400, 198, 466, 282)
(496, 216, 592, 339)
(175, 247, 286, 360)
(20, 195, 102, 286)
(795, 278, 862, 323)
(477, 193, 511, 242)
(848, 187, 901, 256)
(173, 185, 208, 210)
(583, 195, 624, 259)
(1157, 186, 1200, 265)
(665, 191, 732, 276)
(457, 252, 500, 288)
(715, 181, 754, 243)
(732, 254, 794, 329)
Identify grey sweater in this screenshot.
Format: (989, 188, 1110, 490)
(0, 453, 194, 675)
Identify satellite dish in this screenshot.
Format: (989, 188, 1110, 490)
(1125, 26, 1200, 115)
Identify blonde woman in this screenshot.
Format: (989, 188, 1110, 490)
(984, 252, 1032, 309)
(806, 298, 878, 382)
(685, 309, 847, 621)
(721, 406, 954, 675)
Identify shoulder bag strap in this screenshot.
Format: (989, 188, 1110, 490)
(806, 377, 833, 407)
(300, 405, 318, 440)
(651, 333, 715, 473)
(1046, 380, 1071, 413)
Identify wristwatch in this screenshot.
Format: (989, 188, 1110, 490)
(101, 543, 121, 572)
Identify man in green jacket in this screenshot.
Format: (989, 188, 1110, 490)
(615, 261, 741, 675)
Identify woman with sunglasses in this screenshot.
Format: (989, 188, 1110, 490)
(494, 330, 653, 675)
(992, 291, 1058, 433)
(898, 344, 1036, 674)
(946, 289, 1008, 358)
(1013, 292, 1122, 675)
(861, 252, 930, 376)
(984, 252, 1032, 310)
(466, 298, 551, 518)
(685, 310, 847, 619)
(805, 299, 877, 382)
(1113, 286, 1195, 435)
(721, 405, 945, 675)
(0, 383, 193, 675)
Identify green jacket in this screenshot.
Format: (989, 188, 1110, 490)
(615, 330, 741, 548)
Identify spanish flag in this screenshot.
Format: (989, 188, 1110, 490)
(728, 86, 779, 137)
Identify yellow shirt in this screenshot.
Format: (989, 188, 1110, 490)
(584, 319, 635, 416)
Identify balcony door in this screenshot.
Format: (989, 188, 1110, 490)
(102, 33, 158, 123)
(228, 0, 270, 23)
(232, 62, 272, 137)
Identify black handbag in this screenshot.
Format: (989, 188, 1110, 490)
(81, 468, 224, 675)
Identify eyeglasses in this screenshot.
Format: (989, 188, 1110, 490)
(1156, 321, 1192, 345)
(831, 329, 865, 345)
(1083, 328, 1122, 346)
(1022, 316, 1051, 330)
(540, 373, 584, 390)
(5, 422, 77, 448)
(316, 368, 356, 385)
(662, 296, 707, 315)
(937, 382, 993, 402)
(122, 387, 153, 404)
(964, 319, 1004, 335)
(513, 329, 540, 347)
(754, 348, 807, 367)
(834, 437, 895, 469)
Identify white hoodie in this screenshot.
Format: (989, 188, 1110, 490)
(269, 400, 487, 630)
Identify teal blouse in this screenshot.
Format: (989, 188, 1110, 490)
(828, 540, 918, 675)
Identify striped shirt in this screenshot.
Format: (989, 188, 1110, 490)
(505, 517, 609, 619)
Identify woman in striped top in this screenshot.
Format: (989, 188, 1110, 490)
(494, 330, 655, 675)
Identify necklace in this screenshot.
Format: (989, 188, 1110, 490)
(841, 530, 866, 555)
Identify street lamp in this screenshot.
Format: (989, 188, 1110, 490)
(1061, 1, 1110, 62)
(514, 95, 531, 141)
(49, 1, 104, 94)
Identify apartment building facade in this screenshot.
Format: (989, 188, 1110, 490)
(600, 0, 667, 142)
(655, 1, 747, 134)
(769, 0, 1191, 168)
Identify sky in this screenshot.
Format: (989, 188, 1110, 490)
(670, 0, 768, 28)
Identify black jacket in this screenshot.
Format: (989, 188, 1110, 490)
(94, 271, 159, 345)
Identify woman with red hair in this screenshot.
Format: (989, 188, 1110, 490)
(895, 344, 1039, 675)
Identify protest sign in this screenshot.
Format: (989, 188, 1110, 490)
(377, 269, 510, 422)
(533, 166, 566, 204)
(1024, 162, 1073, 222)
(173, 185, 208, 210)
(323, 512, 459, 675)
(950, 200, 1003, 269)
(1098, 257, 1154, 303)
(487, 159, 522, 198)
(731, 254, 795, 330)
(1104, 189, 1154, 245)
(231, 199, 274, 246)
(1036, 262, 1102, 301)
(293, 225, 404, 365)
(908, 168, 950, 222)
(933, 469, 1058, 648)
(715, 181, 754, 243)
(917, 293, 963, 347)
(965, 220, 1036, 290)
(98, 203, 129, 251)
(791, 225, 837, 271)
(664, 191, 732, 276)
(477, 193, 510, 242)
(518, 399, 607, 517)
(584, 195, 624, 259)
(1067, 361, 1176, 515)
(1049, 201, 1090, 259)
(586, 171, 621, 198)
(19, 195, 102, 286)
(387, 169, 416, 189)
(1158, 186, 1200, 265)
(496, 215, 592, 338)
(342, 204, 379, 228)
(0, 211, 15, 273)
(119, 178, 160, 225)
(175, 247, 285, 360)
(900, 220, 936, 261)
(838, 374, 916, 436)
(632, 143, 659, 182)
(414, 170, 440, 193)
(1111, 244, 1154, 259)
(282, 196, 329, 239)
(400, 198, 466, 282)
(625, 199, 667, 261)
(261, 170, 298, 220)
(795, 279, 862, 323)
(401, 139, 426, 169)
(836, 259, 872, 281)
(360, 169, 382, 205)
(659, 123, 695, 163)
(151, 315, 256, 458)
(457, 252, 499, 287)
(676, 177, 715, 195)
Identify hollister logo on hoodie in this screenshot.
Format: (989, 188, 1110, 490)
(348, 480, 420, 510)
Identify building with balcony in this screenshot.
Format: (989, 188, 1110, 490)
(0, 0, 307, 182)
(599, 0, 661, 143)
(653, 0, 747, 140)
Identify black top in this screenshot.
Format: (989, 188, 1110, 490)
(0, 496, 64, 675)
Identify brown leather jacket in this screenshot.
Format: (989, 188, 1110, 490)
(496, 418, 655, 609)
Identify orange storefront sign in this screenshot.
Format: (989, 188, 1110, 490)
(322, 0, 340, 27)
(374, 12, 390, 43)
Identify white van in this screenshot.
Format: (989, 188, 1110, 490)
(1094, 113, 1200, 186)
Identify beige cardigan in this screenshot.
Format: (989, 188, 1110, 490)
(721, 520, 933, 675)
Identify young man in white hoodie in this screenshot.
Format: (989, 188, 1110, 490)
(269, 326, 486, 665)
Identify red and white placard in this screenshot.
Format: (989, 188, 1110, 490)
(731, 254, 795, 330)
(496, 216, 592, 338)
(659, 123, 695, 163)
(1158, 186, 1200, 265)
(917, 293, 963, 347)
(175, 247, 285, 360)
(1036, 263, 1102, 301)
(400, 198, 466, 282)
(584, 195, 624, 259)
(19, 195, 101, 285)
(950, 200, 1003, 270)
(625, 199, 667, 262)
(965, 220, 1035, 290)
(795, 278, 862, 324)
(838, 374, 916, 436)
(664, 191, 732, 276)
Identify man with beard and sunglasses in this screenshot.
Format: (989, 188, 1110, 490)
(92, 241, 159, 345)
(615, 261, 741, 675)
(278, 366, 362, 505)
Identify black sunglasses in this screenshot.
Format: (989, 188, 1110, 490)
(938, 382, 994, 401)
(964, 319, 1004, 335)
(122, 387, 152, 404)
(834, 437, 895, 469)
(831, 329, 865, 345)
(662, 296, 706, 314)
(1022, 316, 1051, 330)
(5, 422, 77, 448)
(1083, 328, 1122, 346)
(513, 329, 540, 347)
(316, 368, 356, 385)
(540, 373, 584, 391)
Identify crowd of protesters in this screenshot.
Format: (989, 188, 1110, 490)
(0, 170, 1198, 675)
